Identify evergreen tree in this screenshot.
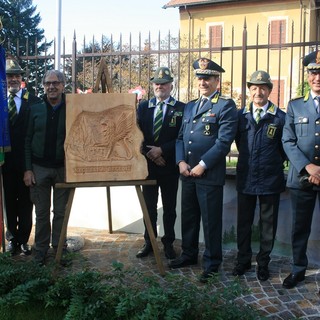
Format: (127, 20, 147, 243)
(0, 0, 53, 95)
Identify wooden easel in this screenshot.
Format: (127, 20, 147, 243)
(55, 60, 165, 275)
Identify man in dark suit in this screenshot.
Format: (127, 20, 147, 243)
(136, 67, 185, 259)
(2, 58, 41, 255)
(168, 58, 238, 282)
(232, 70, 286, 281)
(282, 51, 320, 289)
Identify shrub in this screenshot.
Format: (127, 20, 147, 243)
(0, 255, 262, 320)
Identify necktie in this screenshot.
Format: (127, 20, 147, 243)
(315, 96, 320, 113)
(8, 94, 18, 124)
(255, 108, 263, 124)
(154, 102, 164, 142)
(198, 98, 208, 112)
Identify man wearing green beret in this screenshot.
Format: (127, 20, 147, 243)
(232, 70, 286, 281)
(136, 67, 185, 260)
(2, 58, 41, 256)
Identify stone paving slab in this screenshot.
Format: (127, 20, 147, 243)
(12, 227, 320, 319)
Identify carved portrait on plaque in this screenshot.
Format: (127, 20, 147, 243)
(65, 93, 148, 182)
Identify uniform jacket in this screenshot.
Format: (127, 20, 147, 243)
(4, 89, 42, 171)
(176, 92, 238, 185)
(236, 101, 286, 195)
(137, 96, 185, 176)
(282, 91, 320, 189)
(25, 94, 66, 171)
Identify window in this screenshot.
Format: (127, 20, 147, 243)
(270, 19, 286, 45)
(209, 25, 222, 49)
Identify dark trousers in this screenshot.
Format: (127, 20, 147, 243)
(142, 173, 179, 246)
(181, 179, 223, 272)
(236, 192, 280, 267)
(289, 188, 318, 273)
(30, 164, 70, 254)
(2, 165, 33, 245)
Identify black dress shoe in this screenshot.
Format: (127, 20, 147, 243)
(168, 256, 197, 269)
(20, 244, 32, 256)
(232, 262, 252, 276)
(199, 269, 219, 283)
(136, 244, 153, 258)
(6, 240, 17, 255)
(257, 265, 269, 281)
(282, 271, 305, 289)
(164, 245, 176, 259)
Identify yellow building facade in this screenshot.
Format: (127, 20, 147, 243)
(164, 0, 320, 107)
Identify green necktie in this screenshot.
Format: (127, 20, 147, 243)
(8, 94, 18, 124)
(154, 102, 164, 142)
(255, 108, 263, 124)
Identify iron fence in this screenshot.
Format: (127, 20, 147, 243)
(12, 21, 320, 108)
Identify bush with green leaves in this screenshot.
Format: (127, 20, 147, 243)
(0, 255, 262, 320)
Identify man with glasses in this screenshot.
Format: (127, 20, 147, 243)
(282, 51, 320, 289)
(136, 67, 185, 259)
(23, 70, 69, 265)
(3, 58, 41, 255)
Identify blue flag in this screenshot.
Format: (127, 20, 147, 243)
(0, 44, 10, 165)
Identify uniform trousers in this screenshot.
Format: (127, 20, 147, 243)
(142, 173, 179, 246)
(2, 163, 33, 245)
(180, 179, 223, 272)
(29, 164, 70, 255)
(236, 192, 280, 267)
(289, 188, 319, 273)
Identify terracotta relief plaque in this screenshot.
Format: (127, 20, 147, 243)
(65, 93, 148, 182)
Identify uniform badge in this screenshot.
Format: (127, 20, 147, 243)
(204, 124, 211, 135)
(169, 116, 177, 127)
(267, 124, 277, 138)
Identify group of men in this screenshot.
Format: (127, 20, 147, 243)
(3, 51, 320, 288)
(137, 52, 320, 287)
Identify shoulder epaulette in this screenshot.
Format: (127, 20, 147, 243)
(290, 96, 303, 101)
(219, 95, 231, 100)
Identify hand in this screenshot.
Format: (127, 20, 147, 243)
(305, 163, 320, 184)
(154, 156, 166, 167)
(178, 161, 191, 177)
(23, 170, 36, 187)
(189, 164, 205, 178)
(146, 145, 162, 161)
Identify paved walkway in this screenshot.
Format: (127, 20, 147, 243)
(14, 227, 320, 319)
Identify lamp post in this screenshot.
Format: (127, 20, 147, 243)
(55, 0, 62, 71)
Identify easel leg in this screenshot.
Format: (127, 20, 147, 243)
(55, 188, 75, 263)
(106, 186, 113, 233)
(135, 185, 165, 276)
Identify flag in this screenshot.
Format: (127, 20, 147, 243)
(0, 43, 10, 164)
(0, 42, 9, 250)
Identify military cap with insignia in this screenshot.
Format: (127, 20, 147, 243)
(150, 67, 174, 84)
(303, 51, 320, 70)
(6, 58, 25, 75)
(247, 70, 273, 90)
(193, 57, 225, 77)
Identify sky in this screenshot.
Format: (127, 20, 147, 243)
(32, 0, 180, 50)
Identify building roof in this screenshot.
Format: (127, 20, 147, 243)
(163, 0, 249, 8)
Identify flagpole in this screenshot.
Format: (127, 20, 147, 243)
(55, 0, 62, 71)
(0, 167, 4, 252)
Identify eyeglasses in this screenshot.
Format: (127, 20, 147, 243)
(44, 81, 61, 87)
